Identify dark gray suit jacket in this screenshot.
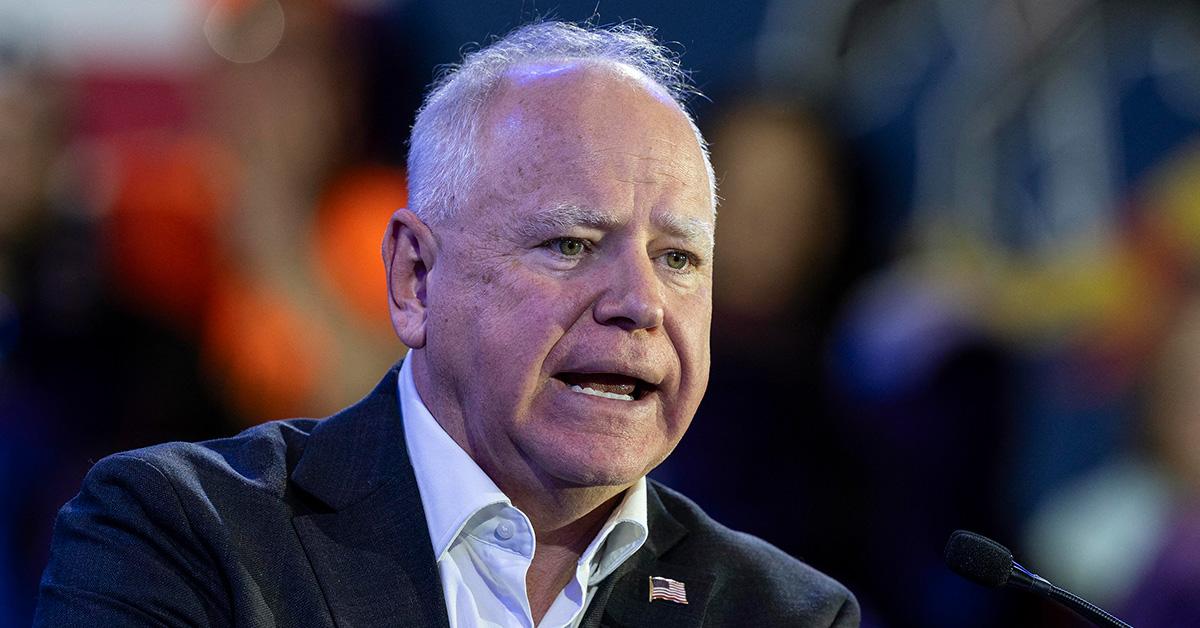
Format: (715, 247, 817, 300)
(36, 364, 859, 627)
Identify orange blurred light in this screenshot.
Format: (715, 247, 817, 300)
(313, 165, 407, 337)
(104, 135, 236, 331)
(202, 275, 335, 423)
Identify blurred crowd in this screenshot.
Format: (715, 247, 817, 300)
(4, 1, 1200, 626)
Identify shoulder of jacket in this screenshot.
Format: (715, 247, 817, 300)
(91, 418, 320, 501)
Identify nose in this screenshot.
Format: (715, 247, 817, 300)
(593, 252, 665, 331)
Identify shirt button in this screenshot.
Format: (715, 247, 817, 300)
(495, 521, 515, 541)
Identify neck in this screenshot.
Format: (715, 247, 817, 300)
(524, 490, 625, 623)
(410, 350, 635, 622)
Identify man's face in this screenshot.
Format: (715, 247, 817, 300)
(416, 61, 714, 490)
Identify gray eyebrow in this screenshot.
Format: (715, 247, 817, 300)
(513, 204, 623, 239)
(512, 202, 715, 253)
(653, 212, 715, 253)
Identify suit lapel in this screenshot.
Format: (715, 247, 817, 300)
(582, 482, 716, 628)
(290, 363, 450, 628)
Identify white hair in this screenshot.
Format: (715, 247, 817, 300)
(406, 20, 716, 225)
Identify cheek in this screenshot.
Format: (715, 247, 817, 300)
(676, 284, 713, 355)
(454, 265, 588, 385)
(668, 286, 713, 402)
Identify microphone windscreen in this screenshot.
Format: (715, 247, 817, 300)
(944, 530, 1013, 588)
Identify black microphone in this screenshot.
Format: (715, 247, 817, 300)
(944, 530, 1134, 628)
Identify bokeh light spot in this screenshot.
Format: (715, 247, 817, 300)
(203, 0, 286, 65)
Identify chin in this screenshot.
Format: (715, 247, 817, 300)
(513, 399, 688, 489)
(553, 466, 644, 489)
(535, 439, 666, 489)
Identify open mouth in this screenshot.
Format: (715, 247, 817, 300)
(553, 372, 656, 402)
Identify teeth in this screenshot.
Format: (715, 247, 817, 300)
(569, 384, 635, 401)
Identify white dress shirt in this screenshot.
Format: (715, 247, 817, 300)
(398, 358, 649, 628)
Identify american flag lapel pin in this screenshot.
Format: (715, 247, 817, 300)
(648, 576, 688, 604)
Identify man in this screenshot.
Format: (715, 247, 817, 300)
(36, 21, 858, 627)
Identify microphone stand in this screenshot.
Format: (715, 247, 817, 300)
(1007, 561, 1132, 628)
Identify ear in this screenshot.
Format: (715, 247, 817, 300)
(382, 208, 438, 349)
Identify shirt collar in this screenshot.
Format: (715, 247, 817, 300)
(582, 476, 648, 582)
(398, 357, 648, 575)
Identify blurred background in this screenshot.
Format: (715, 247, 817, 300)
(3, 0, 1200, 625)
